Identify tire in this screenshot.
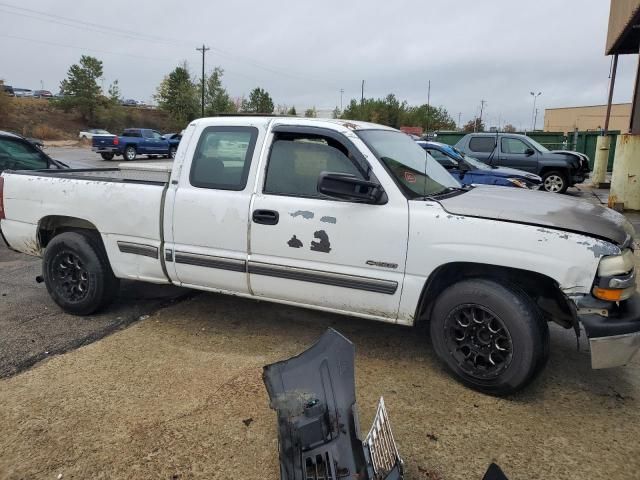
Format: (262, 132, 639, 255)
(541, 170, 568, 193)
(43, 231, 120, 315)
(430, 278, 548, 396)
(169, 146, 177, 159)
(124, 145, 137, 161)
(100, 152, 114, 161)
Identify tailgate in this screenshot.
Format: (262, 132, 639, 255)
(92, 135, 116, 148)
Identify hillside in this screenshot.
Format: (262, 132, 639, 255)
(0, 98, 175, 140)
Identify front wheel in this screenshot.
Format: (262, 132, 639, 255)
(124, 145, 137, 161)
(43, 231, 120, 315)
(541, 171, 568, 193)
(169, 146, 177, 159)
(430, 279, 548, 396)
(100, 152, 114, 161)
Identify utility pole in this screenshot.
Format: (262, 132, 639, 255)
(361, 80, 365, 106)
(533, 108, 539, 131)
(478, 100, 486, 132)
(530, 91, 541, 131)
(196, 44, 210, 117)
(340, 88, 344, 111)
(426, 80, 431, 133)
(457, 112, 462, 130)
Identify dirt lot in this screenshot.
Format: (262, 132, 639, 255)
(0, 287, 638, 480)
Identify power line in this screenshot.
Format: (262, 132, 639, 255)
(0, 1, 339, 90)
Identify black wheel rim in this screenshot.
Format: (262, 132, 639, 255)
(443, 304, 513, 379)
(50, 250, 90, 303)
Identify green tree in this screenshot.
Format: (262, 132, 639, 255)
(404, 104, 456, 131)
(155, 62, 199, 127)
(107, 80, 121, 104)
(58, 55, 104, 122)
(463, 117, 485, 132)
(332, 107, 340, 119)
(304, 107, 317, 118)
(503, 123, 517, 133)
(241, 87, 274, 113)
(287, 106, 297, 116)
(204, 67, 236, 115)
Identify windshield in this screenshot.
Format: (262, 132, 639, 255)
(358, 130, 460, 198)
(525, 137, 550, 152)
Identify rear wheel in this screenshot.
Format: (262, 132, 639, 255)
(43, 231, 119, 315)
(541, 171, 568, 193)
(124, 145, 137, 161)
(430, 278, 548, 396)
(100, 152, 114, 161)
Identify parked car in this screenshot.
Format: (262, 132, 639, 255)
(418, 140, 542, 189)
(2, 85, 15, 96)
(33, 90, 53, 98)
(162, 132, 182, 158)
(13, 88, 33, 98)
(79, 129, 113, 140)
(121, 99, 138, 107)
(2, 117, 639, 395)
(0, 131, 67, 173)
(454, 133, 590, 193)
(92, 128, 172, 160)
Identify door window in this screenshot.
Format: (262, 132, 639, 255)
(468, 137, 495, 153)
(501, 138, 530, 154)
(264, 135, 363, 198)
(190, 126, 258, 190)
(0, 138, 49, 170)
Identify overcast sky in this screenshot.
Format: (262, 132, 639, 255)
(0, 0, 636, 129)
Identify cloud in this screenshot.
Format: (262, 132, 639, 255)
(0, 0, 633, 128)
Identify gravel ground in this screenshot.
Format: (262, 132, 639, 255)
(0, 146, 638, 479)
(0, 242, 188, 378)
(0, 290, 638, 480)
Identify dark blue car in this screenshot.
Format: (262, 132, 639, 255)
(417, 140, 542, 189)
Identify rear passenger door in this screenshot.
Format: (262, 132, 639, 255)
(498, 137, 538, 172)
(248, 126, 408, 320)
(168, 126, 261, 293)
(465, 136, 496, 164)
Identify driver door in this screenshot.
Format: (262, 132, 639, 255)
(248, 127, 408, 320)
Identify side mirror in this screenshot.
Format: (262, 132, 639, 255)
(318, 172, 386, 204)
(525, 148, 535, 156)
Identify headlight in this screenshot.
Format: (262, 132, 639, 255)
(597, 249, 634, 277)
(593, 249, 636, 301)
(507, 178, 528, 188)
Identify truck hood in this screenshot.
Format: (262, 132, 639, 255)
(439, 185, 633, 246)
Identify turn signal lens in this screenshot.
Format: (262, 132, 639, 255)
(592, 286, 634, 302)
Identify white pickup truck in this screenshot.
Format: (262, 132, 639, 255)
(1, 117, 639, 395)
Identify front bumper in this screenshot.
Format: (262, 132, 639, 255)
(580, 294, 640, 368)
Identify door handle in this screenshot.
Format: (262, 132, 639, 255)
(252, 209, 279, 225)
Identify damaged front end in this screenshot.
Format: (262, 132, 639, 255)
(263, 328, 509, 480)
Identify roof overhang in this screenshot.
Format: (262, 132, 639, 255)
(607, 0, 640, 55)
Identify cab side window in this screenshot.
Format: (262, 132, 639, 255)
(264, 135, 363, 198)
(190, 126, 258, 190)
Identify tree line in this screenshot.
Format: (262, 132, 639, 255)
(42, 55, 513, 134)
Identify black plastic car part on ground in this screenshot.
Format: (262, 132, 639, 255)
(263, 328, 510, 480)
